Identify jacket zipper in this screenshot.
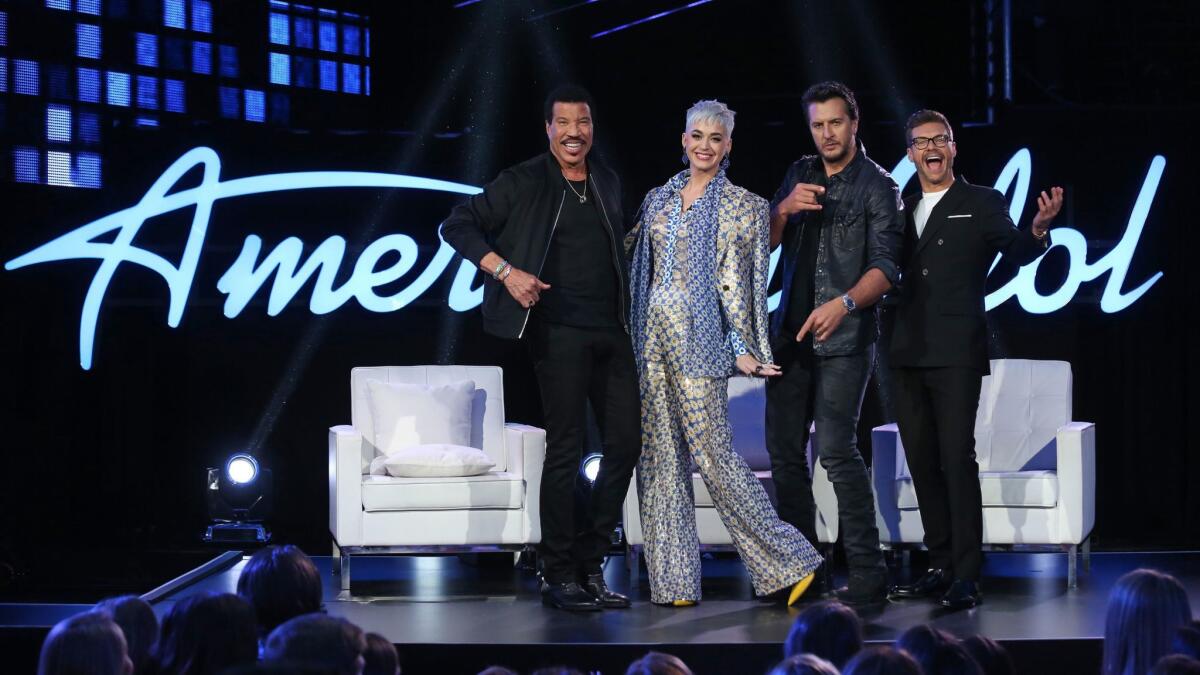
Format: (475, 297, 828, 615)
(589, 174, 629, 334)
(518, 189, 567, 339)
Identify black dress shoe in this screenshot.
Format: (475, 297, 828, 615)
(834, 570, 889, 608)
(939, 579, 982, 610)
(890, 568, 952, 599)
(541, 581, 603, 611)
(581, 573, 631, 609)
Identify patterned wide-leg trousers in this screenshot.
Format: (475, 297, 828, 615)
(637, 359, 824, 603)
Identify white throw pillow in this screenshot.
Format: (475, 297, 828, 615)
(383, 444, 496, 478)
(365, 379, 475, 457)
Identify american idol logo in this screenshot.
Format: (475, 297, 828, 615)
(5, 146, 1165, 370)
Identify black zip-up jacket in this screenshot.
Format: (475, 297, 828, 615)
(440, 152, 629, 339)
(769, 141, 904, 355)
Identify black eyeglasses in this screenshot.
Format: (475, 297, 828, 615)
(910, 134, 952, 150)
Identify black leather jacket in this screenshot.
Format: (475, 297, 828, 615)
(769, 141, 904, 355)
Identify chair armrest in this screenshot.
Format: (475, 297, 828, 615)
(329, 425, 364, 547)
(1055, 421, 1096, 544)
(505, 423, 546, 543)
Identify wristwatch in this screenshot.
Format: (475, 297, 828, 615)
(841, 294, 857, 314)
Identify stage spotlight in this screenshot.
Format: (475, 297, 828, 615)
(204, 452, 273, 544)
(580, 453, 603, 483)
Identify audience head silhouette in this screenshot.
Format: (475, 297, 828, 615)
(785, 600, 864, 668)
(263, 613, 366, 675)
(96, 595, 159, 675)
(237, 545, 324, 639)
(151, 591, 258, 675)
(38, 611, 133, 675)
(1104, 568, 1193, 675)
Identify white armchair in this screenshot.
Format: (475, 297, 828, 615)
(328, 366, 546, 590)
(622, 377, 840, 576)
(872, 359, 1096, 587)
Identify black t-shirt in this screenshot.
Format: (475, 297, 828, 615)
(535, 178, 621, 328)
(785, 172, 829, 341)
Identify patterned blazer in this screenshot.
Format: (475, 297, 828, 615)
(627, 169, 775, 379)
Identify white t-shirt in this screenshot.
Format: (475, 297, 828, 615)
(914, 188, 950, 239)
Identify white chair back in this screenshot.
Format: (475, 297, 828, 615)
(974, 359, 1072, 472)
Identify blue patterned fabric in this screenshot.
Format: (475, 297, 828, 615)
(627, 169, 774, 378)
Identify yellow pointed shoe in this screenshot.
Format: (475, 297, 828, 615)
(787, 572, 817, 607)
(671, 600, 697, 607)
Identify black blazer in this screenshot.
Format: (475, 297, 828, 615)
(889, 178, 1048, 373)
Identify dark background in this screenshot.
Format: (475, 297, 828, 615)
(1, 0, 1197, 590)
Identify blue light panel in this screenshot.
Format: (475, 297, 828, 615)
(106, 71, 130, 106)
(318, 59, 336, 91)
(219, 45, 238, 77)
(244, 89, 264, 123)
(46, 0, 70, 10)
(164, 37, 186, 70)
(294, 56, 313, 88)
(342, 25, 360, 56)
(74, 152, 101, 188)
(365, 27, 370, 58)
(77, 67, 101, 102)
(77, 24, 101, 60)
(137, 33, 159, 68)
(0, 58, 7, 94)
(165, 78, 185, 112)
(49, 66, 72, 100)
(0, 11, 8, 47)
(318, 7, 337, 17)
(293, 17, 313, 49)
(341, 62, 360, 94)
(191, 0, 212, 33)
(47, 150, 73, 186)
(269, 52, 290, 85)
(269, 0, 290, 8)
(192, 41, 212, 75)
(136, 75, 158, 109)
(78, 0, 102, 16)
(218, 85, 238, 118)
(365, 65, 370, 96)
(318, 20, 336, 51)
(78, 110, 101, 143)
(47, 104, 72, 143)
(13, 147, 40, 183)
(134, 115, 159, 127)
(163, 0, 185, 28)
(269, 13, 289, 45)
(14, 60, 40, 96)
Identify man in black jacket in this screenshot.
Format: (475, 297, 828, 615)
(888, 109, 1062, 610)
(766, 81, 904, 607)
(440, 85, 638, 612)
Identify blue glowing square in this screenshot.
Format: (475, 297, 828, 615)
(78, 110, 101, 143)
(219, 44, 238, 77)
(364, 27, 370, 58)
(75, 152, 102, 188)
(164, 37, 186, 70)
(77, 24, 101, 59)
(293, 17, 313, 49)
(163, 0, 185, 28)
(318, 59, 336, 91)
(46, 0, 70, 10)
(218, 85, 239, 119)
(192, 41, 211, 75)
(14, 60, 40, 96)
(342, 25, 360, 56)
(136, 75, 158, 109)
(48, 65, 71, 100)
(165, 78, 185, 112)
(106, 71, 130, 106)
(269, 12, 289, 45)
(47, 150, 73, 186)
(137, 33, 159, 68)
(365, 65, 370, 96)
(244, 89, 264, 122)
(294, 55, 313, 88)
(191, 0, 212, 33)
(134, 115, 158, 127)
(318, 20, 336, 51)
(78, 67, 101, 102)
(0, 58, 7, 94)
(47, 105, 72, 143)
(269, 0, 290, 8)
(269, 52, 290, 85)
(341, 62, 360, 94)
(78, 0, 102, 16)
(13, 147, 41, 183)
(0, 11, 8, 48)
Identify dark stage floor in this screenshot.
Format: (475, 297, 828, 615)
(5, 550, 1200, 674)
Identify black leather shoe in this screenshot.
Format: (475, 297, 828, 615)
(834, 570, 889, 608)
(581, 573, 631, 609)
(890, 568, 952, 599)
(940, 580, 981, 610)
(541, 581, 603, 611)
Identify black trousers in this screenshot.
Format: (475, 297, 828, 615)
(765, 342, 885, 576)
(890, 366, 985, 581)
(527, 320, 641, 584)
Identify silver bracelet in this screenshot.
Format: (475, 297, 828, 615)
(492, 259, 510, 280)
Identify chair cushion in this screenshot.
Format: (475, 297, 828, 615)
(380, 444, 496, 478)
(365, 379, 474, 455)
(896, 470, 1059, 509)
(361, 472, 524, 511)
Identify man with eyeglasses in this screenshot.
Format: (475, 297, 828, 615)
(887, 109, 1063, 610)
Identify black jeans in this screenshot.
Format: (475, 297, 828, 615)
(528, 320, 641, 584)
(890, 366, 985, 581)
(765, 342, 885, 576)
